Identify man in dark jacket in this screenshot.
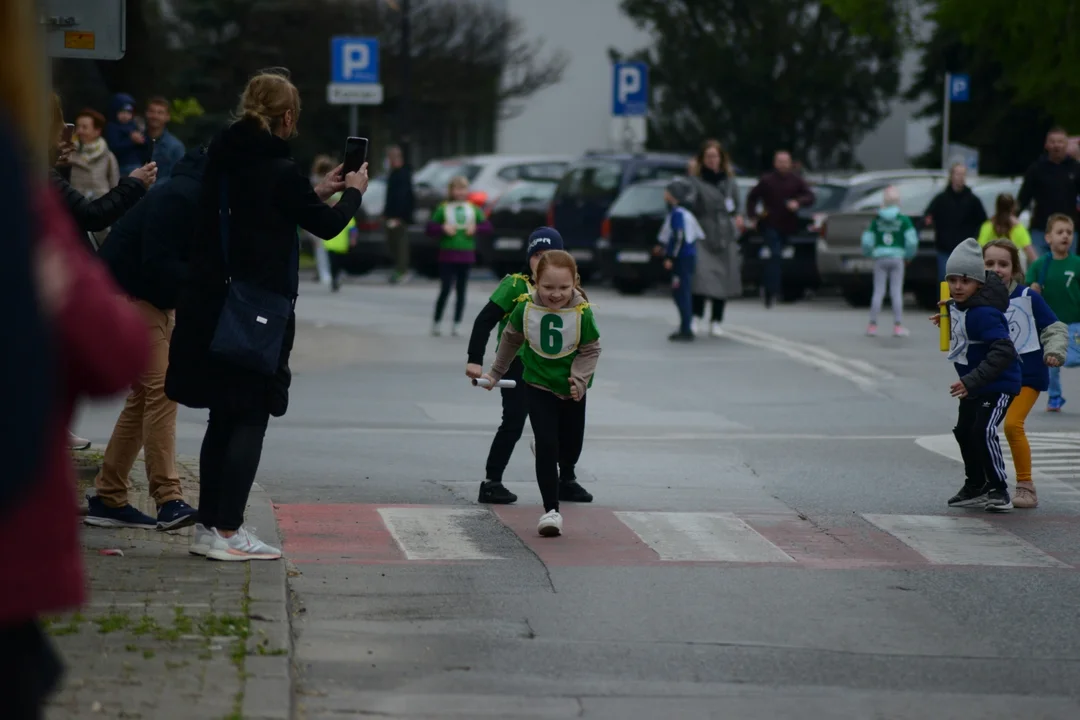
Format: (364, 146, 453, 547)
(1017, 127, 1080, 256)
(923, 163, 987, 281)
(745, 150, 815, 307)
(87, 147, 208, 531)
(383, 144, 415, 283)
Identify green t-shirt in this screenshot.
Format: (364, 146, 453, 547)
(432, 201, 485, 252)
(868, 213, 915, 250)
(489, 273, 532, 347)
(1026, 254, 1080, 324)
(505, 298, 600, 397)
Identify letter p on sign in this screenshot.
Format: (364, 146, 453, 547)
(343, 43, 370, 79)
(617, 66, 641, 104)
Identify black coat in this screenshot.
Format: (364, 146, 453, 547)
(384, 165, 415, 221)
(165, 118, 363, 417)
(1017, 154, 1080, 230)
(924, 185, 987, 254)
(48, 167, 146, 240)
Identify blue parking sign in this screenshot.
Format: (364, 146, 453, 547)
(949, 74, 970, 103)
(331, 37, 380, 84)
(612, 62, 648, 116)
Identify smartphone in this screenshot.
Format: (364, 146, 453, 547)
(342, 136, 369, 177)
(62, 123, 75, 143)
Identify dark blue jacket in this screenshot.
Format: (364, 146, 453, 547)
(949, 272, 1022, 395)
(1009, 283, 1060, 392)
(103, 93, 146, 171)
(99, 147, 207, 310)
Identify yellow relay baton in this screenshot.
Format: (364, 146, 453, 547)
(939, 281, 950, 352)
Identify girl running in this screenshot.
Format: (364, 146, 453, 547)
(481, 250, 601, 537)
(427, 176, 490, 336)
(983, 240, 1067, 508)
(465, 228, 593, 506)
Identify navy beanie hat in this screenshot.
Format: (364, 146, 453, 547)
(526, 227, 564, 260)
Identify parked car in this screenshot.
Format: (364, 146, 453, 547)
(596, 179, 670, 294)
(330, 176, 389, 276)
(481, 180, 559, 276)
(551, 152, 690, 280)
(409, 154, 574, 276)
(816, 175, 1014, 308)
(737, 170, 947, 302)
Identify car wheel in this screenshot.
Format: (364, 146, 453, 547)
(842, 285, 873, 308)
(613, 277, 649, 295)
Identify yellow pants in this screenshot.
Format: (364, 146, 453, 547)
(1003, 386, 1040, 483)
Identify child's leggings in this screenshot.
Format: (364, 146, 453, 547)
(527, 385, 586, 513)
(434, 261, 470, 324)
(870, 256, 904, 325)
(1003, 386, 1040, 482)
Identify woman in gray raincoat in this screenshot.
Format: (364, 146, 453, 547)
(688, 139, 743, 336)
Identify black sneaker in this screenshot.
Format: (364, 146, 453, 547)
(157, 499, 198, 530)
(947, 484, 989, 508)
(478, 481, 517, 505)
(668, 331, 695, 342)
(984, 489, 1013, 513)
(84, 495, 158, 529)
(559, 481, 593, 503)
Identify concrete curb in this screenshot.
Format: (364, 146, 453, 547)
(242, 483, 293, 720)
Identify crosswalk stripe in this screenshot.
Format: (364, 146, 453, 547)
(376, 507, 506, 561)
(614, 511, 796, 563)
(916, 433, 1080, 496)
(862, 514, 1069, 568)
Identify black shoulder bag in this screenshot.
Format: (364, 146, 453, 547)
(209, 176, 297, 376)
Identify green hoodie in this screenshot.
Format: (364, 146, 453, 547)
(861, 206, 918, 260)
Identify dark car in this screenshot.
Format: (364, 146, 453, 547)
(481, 180, 559, 276)
(596, 179, 670, 294)
(549, 152, 690, 281)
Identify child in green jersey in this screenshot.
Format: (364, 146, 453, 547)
(1027, 214, 1080, 411)
(481, 250, 601, 537)
(464, 228, 592, 506)
(427, 176, 491, 336)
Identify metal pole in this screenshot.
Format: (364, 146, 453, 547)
(400, 0, 412, 163)
(941, 72, 951, 170)
(348, 104, 358, 138)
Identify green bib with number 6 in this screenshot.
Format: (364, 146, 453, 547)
(507, 296, 600, 396)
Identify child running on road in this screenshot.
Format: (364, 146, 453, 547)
(481, 250, 601, 537)
(942, 238, 1022, 511)
(427, 176, 490, 337)
(982, 240, 1067, 508)
(1026, 214, 1080, 412)
(659, 177, 706, 342)
(465, 228, 593, 506)
(862, 185, 917, 337)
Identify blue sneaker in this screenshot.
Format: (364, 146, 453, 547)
(157, 500, 198, 530)
(84, 495, 157, 529)
(1047, 397, 1066, 412)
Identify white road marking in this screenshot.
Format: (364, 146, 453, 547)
(862, 514, 1070, 568)
(723, 325, 885, 394)
(303, 425, 921, 441)
(614, 511, 796, 563)
(376, 507, 505, 561)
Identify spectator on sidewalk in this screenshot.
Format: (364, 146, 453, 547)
(89, 146, 210, 531)
(746, 150, 815, 307)
(144, 96, 186, 182)
(384, 144, 415, 283)
(923, 162, 987, 281)
(104, 92, 147, 176)
(304, 154, 336, 286)
(69, 108, 119, 200)
(167, 69, 368, 562)
(1018, 126, 1080, 256)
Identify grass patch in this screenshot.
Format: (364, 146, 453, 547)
(95, 611, 131, 634)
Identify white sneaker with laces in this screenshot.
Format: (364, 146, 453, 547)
(189, 523, 215, 556)
(206, 526, 282, 562)
(537, 510, 563, 537)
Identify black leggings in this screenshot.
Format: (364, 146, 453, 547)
(198, 407, 270, 531)
(692, 295, 726, 322)
(434, 261, 470, 324)
(485, 359, 527, 482)
(527, 385, 586, 512)
(0, 620, 62, 720)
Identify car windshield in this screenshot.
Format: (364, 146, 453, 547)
(853, 178, 948, 215)
(494, 181, 557, 208)
(806, 182, 849, 212)
(414, 160, 482, 188)
(608, 183, 668, 217)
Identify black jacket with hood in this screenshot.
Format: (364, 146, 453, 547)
(951, 271, 1020, 394)
(1017, 153, 1080, 231)
(925, 185, 987, 254)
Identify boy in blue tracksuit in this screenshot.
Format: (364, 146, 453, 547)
(943, 238, 1022, 511)
(658, 177, 706, 342)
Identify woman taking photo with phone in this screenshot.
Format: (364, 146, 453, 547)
(167, 69, 369, 561)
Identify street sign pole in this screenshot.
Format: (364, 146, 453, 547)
(610, 62, 649, 152)
(941, 72, 951, 170)
(329, 36, 383, 139)
(349, 105, 358, 138)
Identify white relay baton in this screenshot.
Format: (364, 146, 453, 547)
(472, 378, 517, 389)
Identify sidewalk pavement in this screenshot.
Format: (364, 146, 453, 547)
(45, 453, 292, 720)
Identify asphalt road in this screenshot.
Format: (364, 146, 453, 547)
(75, 274, 1080, 719)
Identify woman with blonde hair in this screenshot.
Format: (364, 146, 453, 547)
(167, 69, 369, 561)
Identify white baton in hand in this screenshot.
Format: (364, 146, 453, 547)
(473, 378, 516, 389)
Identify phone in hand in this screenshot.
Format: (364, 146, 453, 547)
(61, 123, 75, 144)
(342, 136, 369, 178)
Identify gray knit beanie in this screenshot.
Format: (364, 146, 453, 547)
(945, 238, 987, 282)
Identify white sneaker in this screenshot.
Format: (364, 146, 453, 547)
(205, 526, 282, 562)
(431, 323, 442, 337)
(710, 321, 724, 337)
(189, 523, 215, 556)
(690, 318, 700, 335)
(452, 323, 461, 337)
(537, 510, 563, 537)
(530, 439, 536, 457)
